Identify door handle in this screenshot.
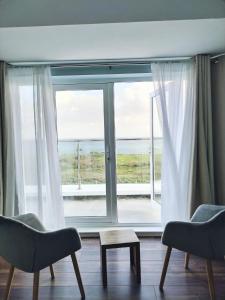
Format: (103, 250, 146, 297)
(106, 148, 110, 160)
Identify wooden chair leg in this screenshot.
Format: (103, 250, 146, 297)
(3, 265, 15, 300)
(206, 260, 216, 300)
(184, 253, 190, 269)
(33, 271, 40, 300)
(49, 265, 55, 280)
(159, 246, 172, 291)
(71, 253, 85, 299)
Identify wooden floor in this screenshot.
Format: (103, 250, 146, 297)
(1, 237, 225, 299)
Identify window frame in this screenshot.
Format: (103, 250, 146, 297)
(53, 73, 162, 228)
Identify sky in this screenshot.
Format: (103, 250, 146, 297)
(56, 81, 162, 140)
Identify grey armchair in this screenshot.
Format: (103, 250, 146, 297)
(160, 204, 225, 300)
(0, 213, 85, 300)
(185, 204, 225, 270)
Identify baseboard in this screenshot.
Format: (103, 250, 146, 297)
(79, 227, 163, 238)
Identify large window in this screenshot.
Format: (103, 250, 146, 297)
(55, 79, 162, 225)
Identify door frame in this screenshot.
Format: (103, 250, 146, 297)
(53, 76, 162, 228)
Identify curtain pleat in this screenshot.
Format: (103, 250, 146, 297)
(5, 66, 65, 229)
(0, 62, 6, 215)
(190, 55, 215, 215)
(212, 56, 225, 205)
(152, 61, 196, 224)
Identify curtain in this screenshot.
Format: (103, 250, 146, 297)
(0, 61, 6, 215)
(152, 61, 196, 225)
(212, 56, 225, 205)
(5, 66, 65, 229)
(190, 55, 215, 214)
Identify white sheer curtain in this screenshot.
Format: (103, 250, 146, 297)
(152, 62, 196, 225)
(5, 66, 65, 229)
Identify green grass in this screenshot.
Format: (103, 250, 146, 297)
(59, 152, 162, 185)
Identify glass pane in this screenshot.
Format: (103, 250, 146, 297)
(56, 89, 106, 217)
(114, 82, 161, 223)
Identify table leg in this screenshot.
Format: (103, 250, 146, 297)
(101, 247, 107, 287)
(135, 243, 141, 283)
(130, 246, 135, 268)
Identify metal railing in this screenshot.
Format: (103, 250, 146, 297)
(58, 138, 163, 188)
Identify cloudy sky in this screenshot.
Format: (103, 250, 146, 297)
(56, 81, 162, 140)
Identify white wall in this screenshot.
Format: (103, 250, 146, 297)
(0, 0, 224, 27)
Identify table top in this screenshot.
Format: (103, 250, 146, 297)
(99, 229, 139, 247)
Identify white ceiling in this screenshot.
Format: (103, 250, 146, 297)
(0, 19, 224, 62)
(0, 0, 224, 27)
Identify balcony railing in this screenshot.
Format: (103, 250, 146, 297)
(58, 138, 162, 197)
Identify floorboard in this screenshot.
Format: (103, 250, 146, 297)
(1, 237, 225, 299)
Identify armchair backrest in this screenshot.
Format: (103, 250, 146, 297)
(191, 204, 225, 222)
(207, 210, 225, 260)
(13, 213, 46, 231)
(0, 216, 38, 272)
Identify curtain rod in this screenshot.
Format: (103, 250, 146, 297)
(210, 53, 225, 60)
(9, 53, 223, 68)
(8, 56, 192, 68)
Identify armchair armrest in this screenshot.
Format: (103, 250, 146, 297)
(162, 210, 225, 260)
(162, 220, 212, 259)
(0, 216, 37, 272)
(0, 216, 81, 272)
(33, 227, 81, 272)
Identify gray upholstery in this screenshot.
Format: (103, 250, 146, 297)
(0, 214, 81, 273)
(13, 213, 46, 231)
(191, 204, 225, 222)
(162, 205, 225, 260)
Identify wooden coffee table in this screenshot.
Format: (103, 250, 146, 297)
(99, 229, 141, 287)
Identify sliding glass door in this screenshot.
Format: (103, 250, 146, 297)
(114, 82, 161, 224)
(55, 84, 115, 223)
(54, 80, 162, 225)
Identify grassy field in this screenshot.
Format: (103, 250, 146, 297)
(59, 152, 162, 185)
